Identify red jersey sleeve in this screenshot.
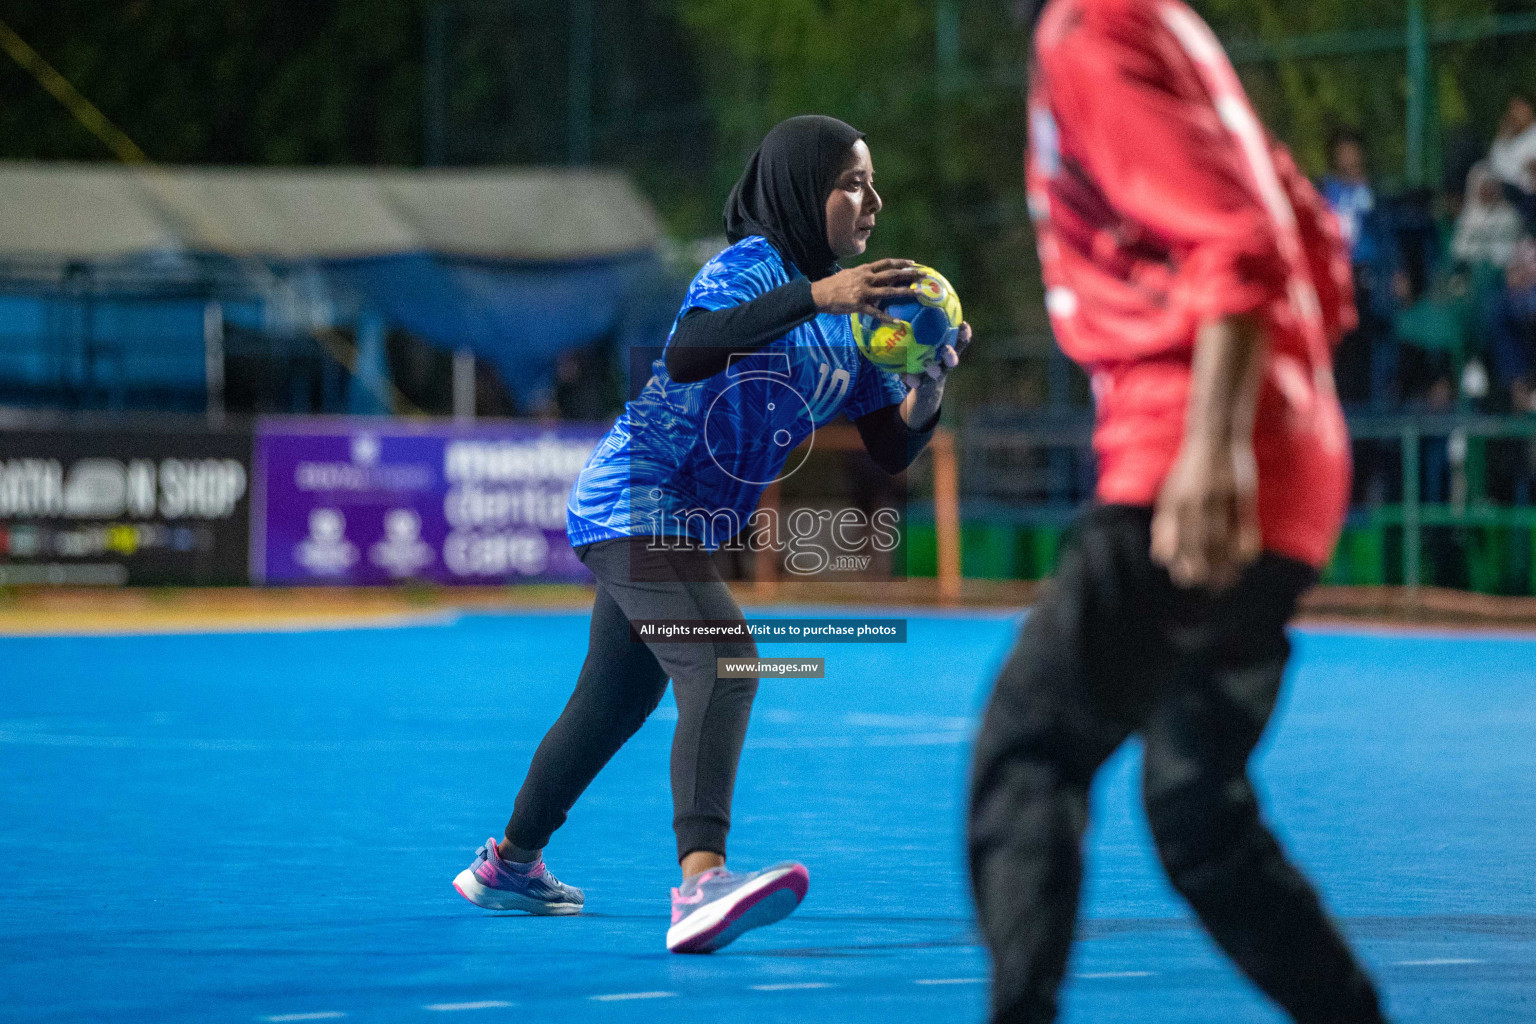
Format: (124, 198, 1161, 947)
(1269, 140, 1358, 345)
(1039, 2, 1289, 333)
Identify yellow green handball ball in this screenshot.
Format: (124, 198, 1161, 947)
(850, 265, 963, 375)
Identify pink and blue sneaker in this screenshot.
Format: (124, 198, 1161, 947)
(452, 837, 584, 915)
(665, 861, 809, 953)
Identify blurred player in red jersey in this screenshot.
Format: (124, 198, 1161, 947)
(967, 2, 1390, 1022)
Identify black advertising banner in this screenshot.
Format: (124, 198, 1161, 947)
(0, 427, 253, 585)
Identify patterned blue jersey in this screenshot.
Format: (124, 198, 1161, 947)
(567, 235, 908, 549)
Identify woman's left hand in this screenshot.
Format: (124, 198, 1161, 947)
(903, 322, 972, 390)
(900, 322, 970, 429)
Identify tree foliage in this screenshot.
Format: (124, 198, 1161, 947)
(1202, 0, 1536, 188)
(670, 0, 1536, 362)
(671, 0, 1046, 353)
(0, 0, 428, 165)
(7, 0, 1536, 371)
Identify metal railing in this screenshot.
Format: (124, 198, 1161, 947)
(959, 410, 1536, 592)
(1348, 414, 1536, 590)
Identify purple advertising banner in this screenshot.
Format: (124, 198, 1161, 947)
(254, 419, 604, 585)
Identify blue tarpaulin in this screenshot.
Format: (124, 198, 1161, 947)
(0, 163, 684, 412)
(324, 250, 681, 404)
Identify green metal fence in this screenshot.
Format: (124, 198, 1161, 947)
(1223, 5, 1536, 189)
(1338, 413, 1536, 593)
(906, 412, 1536, 594)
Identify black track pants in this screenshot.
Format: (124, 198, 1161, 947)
(968, 506, 1386, 1024)
(505, 536, 758, 862)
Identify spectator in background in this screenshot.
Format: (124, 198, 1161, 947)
(1453, 162, 1524, 270)
(1455, 162, 1523, 417)
(1488, 238, 1536, 415)
(1322, 129, 1396, 410)
(1483, 238, 1536, 505)
(1489, 93, 1536, 236)
(1322, 129, 1375, 254)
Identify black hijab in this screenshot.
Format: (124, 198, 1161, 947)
(723, 115, 865, 282)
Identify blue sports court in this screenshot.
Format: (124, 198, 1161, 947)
(2, 609, 1532, 1023)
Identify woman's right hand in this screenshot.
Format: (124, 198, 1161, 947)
(810, 259, 923, 322)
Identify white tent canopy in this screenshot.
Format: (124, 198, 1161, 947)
(0, 162, 663, 262)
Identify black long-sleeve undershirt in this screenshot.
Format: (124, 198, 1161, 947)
(854, 402, 936, 475)
(664, 278, 819, 384)
(663, 277, 938, 474)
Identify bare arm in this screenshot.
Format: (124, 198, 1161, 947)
(1150, 313, 1266, 590)
(897, 321, 971, 430)
(899, 372, 944, 431)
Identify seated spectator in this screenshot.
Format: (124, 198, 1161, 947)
(1489, 93, 1536, 236)
(1395, 289, 1464, 396)
(1486, 238, 1536, 414)
(1390, 191, 1471, 576)
(1481, 240, 1536, 505)
(1395, 230, 1465, 505)
(1452, 163, 1523, 271)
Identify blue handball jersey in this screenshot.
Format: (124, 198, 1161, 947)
(567, 235, 908, 549)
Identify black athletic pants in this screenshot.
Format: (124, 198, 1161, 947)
(968, 506, 1386, 1024)
(505, 536, 758, 862)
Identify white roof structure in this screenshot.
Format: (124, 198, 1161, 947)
(0, 162, 663, 262)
